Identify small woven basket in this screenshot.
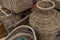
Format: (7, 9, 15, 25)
(0, 7, 20, 32)
(2, 0, 33, 13)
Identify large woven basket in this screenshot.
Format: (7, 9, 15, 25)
(5, 25, 36, 40)
(2, 0, 33, 13)
(29, 1, 60, 40)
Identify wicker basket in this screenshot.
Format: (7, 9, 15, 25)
(0, 7, 20, 32)
(0, 21, 8, 38)
(2, 0, 33, 13)
(29, 1, 60, 40)
(5, 25, 36, 40)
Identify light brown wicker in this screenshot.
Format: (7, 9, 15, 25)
(2, 0, 33, 13)
(0, 7, 20, 33)
(29, 0, 60, 40)
(5, 25, 37, 40)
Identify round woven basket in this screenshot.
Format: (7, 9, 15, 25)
(29, 0, 60, 40)
(5, 25, 36, 40)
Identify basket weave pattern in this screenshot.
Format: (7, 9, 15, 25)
(5, 25, 36, 40)
(2, 0, 33, 13)
(29, 1, 60, 40)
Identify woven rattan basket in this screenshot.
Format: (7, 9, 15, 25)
(0, 21, 8, 38)
(5, 25, 36, 40)
(29, 1, 60, 40)
(2, 0, 33, 13)
(0, 6, 20, 33)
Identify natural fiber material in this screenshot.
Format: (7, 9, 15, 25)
(29, 1, 60, 40)
(1, 14, 20, 29)
(0, 21, 8, 38)
(39, 31, 58, 40)
(0, 8, 20, 32)
(52, 0, 60, 10)
(2, 0, 33, 13)
(0, 0, 2, 5)
(5, 25, 36, 40)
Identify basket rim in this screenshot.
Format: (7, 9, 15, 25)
(36, 0, 55, 10)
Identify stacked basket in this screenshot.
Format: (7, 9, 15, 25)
(2, 0, 33, 13)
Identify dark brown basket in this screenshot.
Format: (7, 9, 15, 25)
(29, 1, 60, 40)
(2, 0, 33, 13)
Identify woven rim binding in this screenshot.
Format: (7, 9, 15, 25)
(8, 33, 33, 40)
(5, 25, 37, 40)
(36, 0, 55, 10)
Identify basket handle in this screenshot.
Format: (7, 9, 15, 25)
(37, 0, 55, 10)
(0, 0, 13, 16)
(5, 25, 37, 40)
